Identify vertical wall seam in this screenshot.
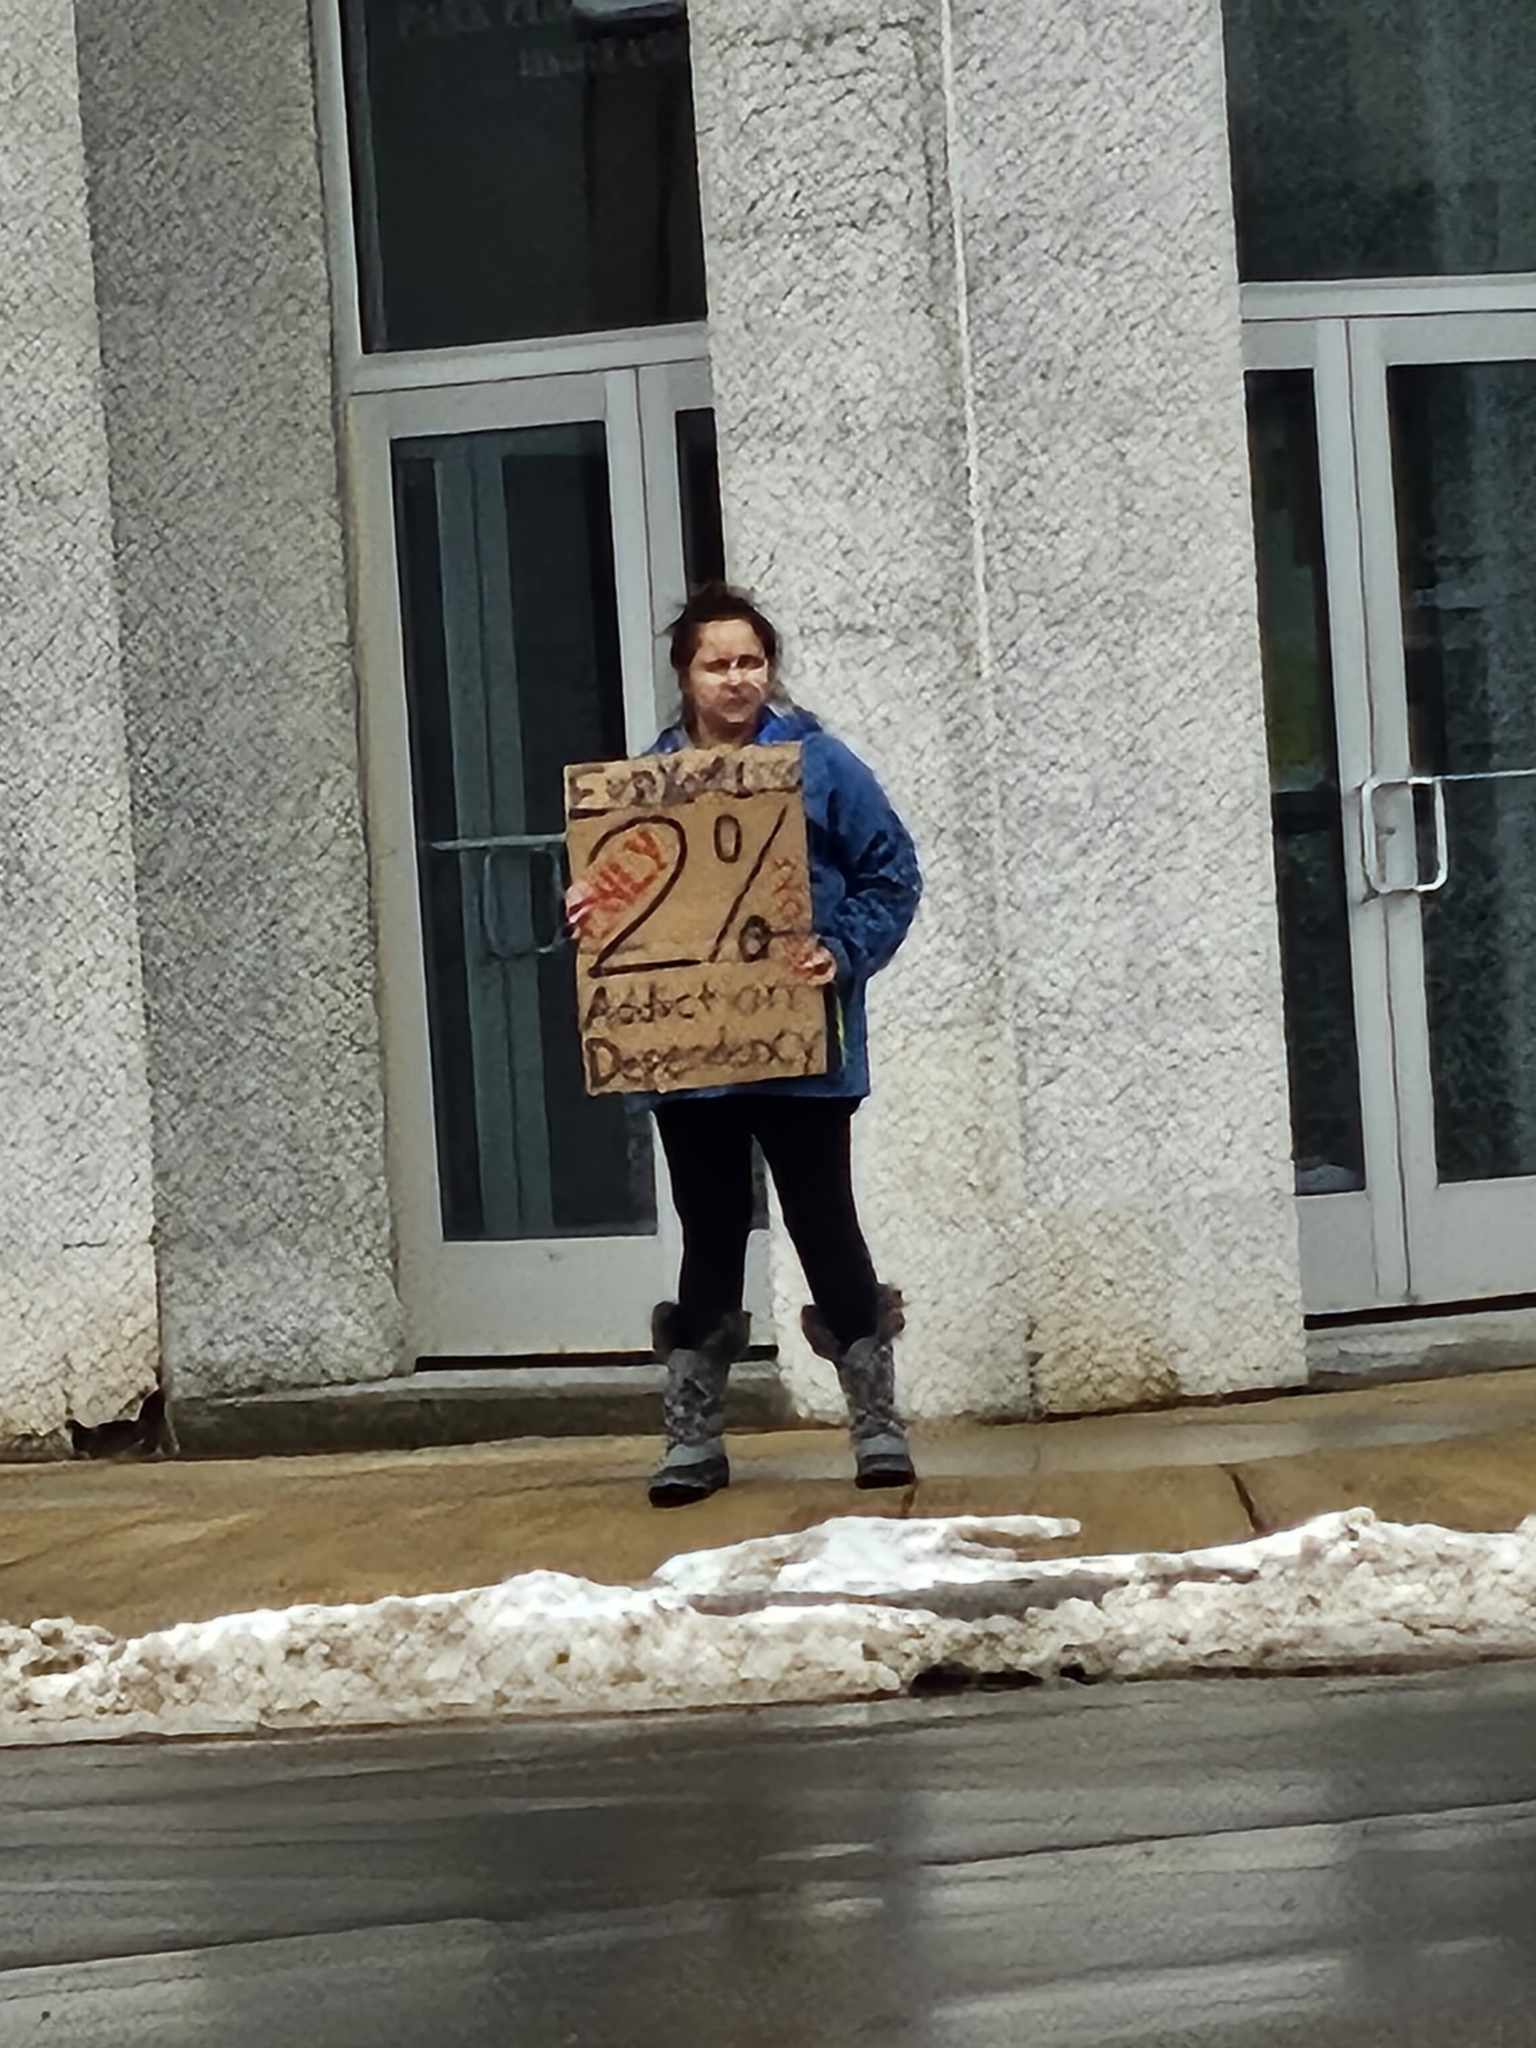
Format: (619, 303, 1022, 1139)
(936, 0, 990, 689)
(62, 0, 167, 1414)
(937, 0, 1039, 1407)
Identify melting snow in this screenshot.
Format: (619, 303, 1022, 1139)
(4, 1509, 1536, 1747)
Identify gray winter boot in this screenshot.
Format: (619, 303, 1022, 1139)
(801, 1284, 917, 1490)
(648, 1304, 750, 1509)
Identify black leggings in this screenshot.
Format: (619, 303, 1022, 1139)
(654, 1096, 880, 1351)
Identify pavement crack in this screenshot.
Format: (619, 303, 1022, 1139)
(1226, 1465, 1264, 1536)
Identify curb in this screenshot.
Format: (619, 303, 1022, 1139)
(167, 1362, 804, 1459)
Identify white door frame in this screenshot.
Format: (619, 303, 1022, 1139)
(638, 356, 713, 696)
(350, 368, 684, 1355)
(1243, 320, 1409, 1312)
(1351, 311, 1536, 1301)
(1247, 309, 1536, 1312)
(312, 2, 770, 1357)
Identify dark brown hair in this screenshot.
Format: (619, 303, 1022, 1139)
(666, 581, 780, 678)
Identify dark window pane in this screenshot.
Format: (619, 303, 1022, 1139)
(344, 0, 707, 352)
(1391, 360, 1536, 1183)
(676, 407, 725, 588)
(394, 423, 657, 1239)
(1223, 0, 1536, 282)
(1245, 368, 1366, 1195)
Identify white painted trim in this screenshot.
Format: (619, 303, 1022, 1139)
(637, 357, 712, 717)
(603, 364, 693, 1302)
(1360, 311, 1536, 365)
(1312, 321, 1410, 1310)
(1241, 319, 1408, 1313)
(1350, 313, 1536, 1306)
(348, 390, 445, 1339)
(1242, 276, 1536, 323)
(1239, 322, 1323, 372)
(348, 324, 715, 395)
(1351, 319, 1468, 1308)
(309, 0, 367, 387)
(365, 371, 610, 441)
(603, 369, 669, 774)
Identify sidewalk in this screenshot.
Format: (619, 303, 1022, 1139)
(5, 1367, 1536, 1641)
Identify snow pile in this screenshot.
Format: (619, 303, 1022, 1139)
(4, 1509, 1536, 1746)
(651, 1512, 1080, 1601)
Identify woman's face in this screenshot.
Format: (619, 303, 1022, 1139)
(684, 618, 771, 743)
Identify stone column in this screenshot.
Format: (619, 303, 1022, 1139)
(0, 0, 159, 1451)
(686, 0, 1039, 1419)
(73, 0, 403, 1397)
(948, 0, 1303, 1408)
(689, 0, 1304, 1415)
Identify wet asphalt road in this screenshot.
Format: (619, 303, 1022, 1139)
(4, 1664, 1536, 2046)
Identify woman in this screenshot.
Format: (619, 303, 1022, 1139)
(568, 583, 922, 1508)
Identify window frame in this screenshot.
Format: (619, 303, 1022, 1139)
(309, 0, 711, 397)
(1242, 278, 1536, 324)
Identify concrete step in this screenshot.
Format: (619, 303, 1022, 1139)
(168, 1363, 804, 1459)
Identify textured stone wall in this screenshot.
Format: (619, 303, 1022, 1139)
(73, 0, 403, 1396)
(691, 0, 1305, 1414)
(0, 0, 159, 1450)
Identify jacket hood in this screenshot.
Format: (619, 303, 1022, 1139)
(653, 703, 824, 752)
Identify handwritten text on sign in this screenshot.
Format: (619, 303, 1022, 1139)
(565, 745, 828, 1095)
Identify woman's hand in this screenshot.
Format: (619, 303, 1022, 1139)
(786, 938, 838, 987)
(565, 878, 600, 939)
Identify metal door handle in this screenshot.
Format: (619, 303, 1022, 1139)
(1360, 774, 1449, 896)
(481, 843, 572, 960)
(1418, 775, 1450, 895)
(427, 833, 572, 958)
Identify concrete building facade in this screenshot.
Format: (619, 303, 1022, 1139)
(4, 0, 1533, 1450)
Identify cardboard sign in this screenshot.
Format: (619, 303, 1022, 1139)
(564, 744, 828, 1096)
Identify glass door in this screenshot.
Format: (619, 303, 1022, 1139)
(1245, 312, 1536, 1312)
(1244, 322, 1407, 1312)
(353, 363, 727, 1356)
(1352, 312, 1536, 1302)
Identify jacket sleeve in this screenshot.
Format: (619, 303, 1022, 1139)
(816, 740, 923, 985)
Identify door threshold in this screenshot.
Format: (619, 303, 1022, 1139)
(416, 1346, 780, 1372)
(169, 1358, 797, 1459)
(1307, 1304, 1536, 1388)
(1307, 1291, 1536, 1330)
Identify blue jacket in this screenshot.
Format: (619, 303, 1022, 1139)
(647, 705, 922, 1101)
